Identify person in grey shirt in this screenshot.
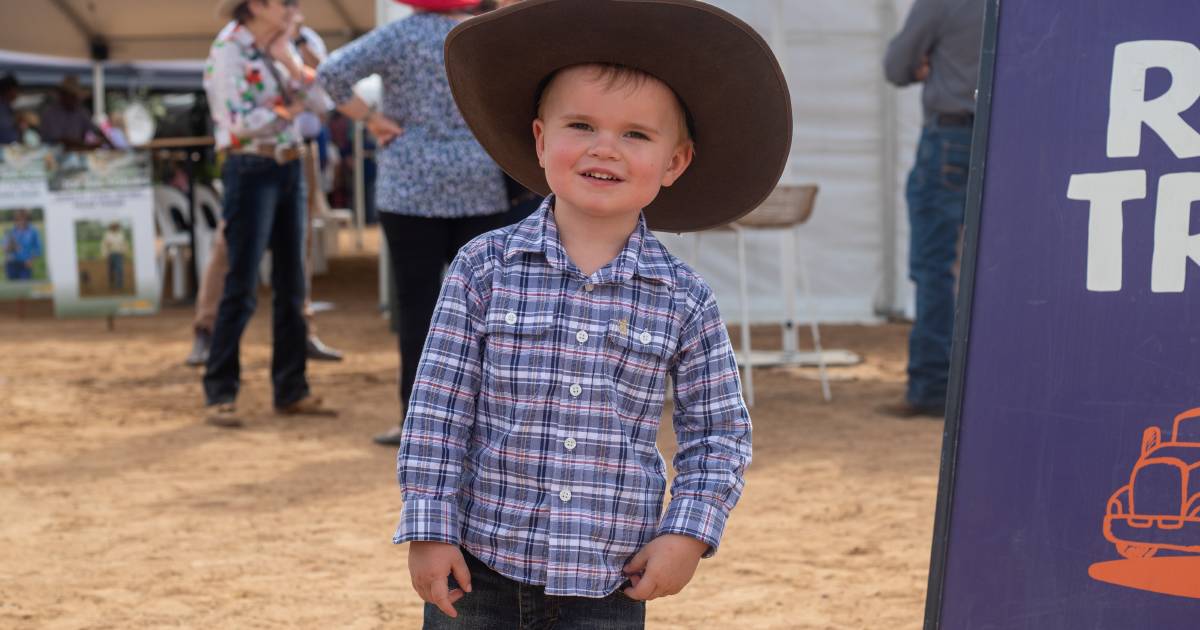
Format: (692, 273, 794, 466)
(881, 0, 984, 418)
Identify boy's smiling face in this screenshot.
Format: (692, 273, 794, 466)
(533, 65, 694, 225)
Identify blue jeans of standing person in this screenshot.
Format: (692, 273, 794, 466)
(108, 253, 125, 290)
(423, 549, 645, 630)
(905, 120, 972, 410)
(203, 154, 309, 409)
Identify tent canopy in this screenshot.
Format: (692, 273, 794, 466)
(0, 0, 374, 62)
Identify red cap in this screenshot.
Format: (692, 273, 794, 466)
(395, 0, 481, 11)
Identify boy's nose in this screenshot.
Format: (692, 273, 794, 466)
(587, 134, 620, 160)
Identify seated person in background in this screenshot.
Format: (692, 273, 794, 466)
(39, 76, 102, 149)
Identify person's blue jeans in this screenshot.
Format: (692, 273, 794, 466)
(108, 253, 125, 290)
(423, 549, 645, 630)
(905, 121, 972, 409)
(6, 260, 31, 280)
(203, 154, 309, 408)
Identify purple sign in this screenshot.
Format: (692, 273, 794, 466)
(927, 0, 1200, 628)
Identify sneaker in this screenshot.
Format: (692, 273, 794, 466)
(276, 395, 339, 417)
(205, 402, 243, 428)
(372, 425, 404, 446)
(877, 400, 944, 419)
(306, 335, 344, 362)
(185, 329, 212, 367)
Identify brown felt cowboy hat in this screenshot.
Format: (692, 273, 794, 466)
(444, 0, 792, 232)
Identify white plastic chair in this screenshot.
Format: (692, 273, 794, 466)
(696, 184, 839, 407)
(153, 185, 192, 301)
(192, 184, 222, 279)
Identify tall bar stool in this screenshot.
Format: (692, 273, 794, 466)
(694, 184, 853, 406)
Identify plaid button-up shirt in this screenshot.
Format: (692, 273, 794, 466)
(394, 197, 752, 597)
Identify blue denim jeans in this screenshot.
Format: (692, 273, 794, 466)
(424, 550, 645, 630)
(203, 154, 309, 408)
(905, 122, 972, 409)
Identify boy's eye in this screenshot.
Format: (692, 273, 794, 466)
(625, 131, 650, 140)
(567, 122, 592, 131)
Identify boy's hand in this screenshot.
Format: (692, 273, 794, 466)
(408, 541, 472, 618)
(621, 534, 709, 601)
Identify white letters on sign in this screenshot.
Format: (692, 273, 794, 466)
(1069, 40, 1200, 293)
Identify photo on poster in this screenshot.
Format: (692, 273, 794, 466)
(45, 150, 158, 318)
(2, 207, 48, 283)
(74, 218, 135, 298)
(0, 146, 53, 300)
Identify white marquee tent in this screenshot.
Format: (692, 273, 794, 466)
(0, 0, 930, 324)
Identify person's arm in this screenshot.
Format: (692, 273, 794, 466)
(204, 39, 294, 142)
(883, 0, 943, 86)
(395, 246, 490, 618)
(622, 287, 753, 601)
(316, 25, 405, 144)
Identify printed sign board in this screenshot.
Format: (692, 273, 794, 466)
(0, 147, 52, 299)
(44, 150, 159, 318)
(926, 1, 1200, 628)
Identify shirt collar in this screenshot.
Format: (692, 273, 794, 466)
(227, 22, 257, 51)
(503, 195, 675, 288)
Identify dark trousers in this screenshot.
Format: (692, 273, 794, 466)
(424, 550, 645, 630)
(6, 260, 32, 280)
(905, 121, 973, 408)
(108, 253, 125, 290)
(204, 154, 309, 408)
(379, 211, 509, 421)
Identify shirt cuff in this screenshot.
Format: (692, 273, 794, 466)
(392, 497, 461, 546)
(656, 497, 729, 558)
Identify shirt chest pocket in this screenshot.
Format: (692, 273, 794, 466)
(481, 298, 555, 402)
(604, 312, 676, 419)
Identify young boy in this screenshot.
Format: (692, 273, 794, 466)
(394, 1, 792, 627)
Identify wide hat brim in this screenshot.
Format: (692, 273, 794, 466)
(445, 0, 792, 233)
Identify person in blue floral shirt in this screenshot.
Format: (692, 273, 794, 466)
(202, 0, 335, 427)
(317, 0, 510, 446)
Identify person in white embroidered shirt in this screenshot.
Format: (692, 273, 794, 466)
(394, 1, 792, 627)
(202, 0, 336, 427)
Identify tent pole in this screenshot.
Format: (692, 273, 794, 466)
(92, 61, 105, 122)
(353, 120, 365, 251)
(878, 0, 900, 317)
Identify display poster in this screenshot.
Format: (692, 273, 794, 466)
(926, 1, 1200, 628)
(45, 150, 159, 318)
(0, 146, 52, 299)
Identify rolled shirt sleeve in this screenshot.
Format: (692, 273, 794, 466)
(657, 288, 753, 557)
(393, 246, 488, 545)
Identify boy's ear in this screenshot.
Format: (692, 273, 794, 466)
(532, 119, 547, 168)
(660, 140, 695, 188)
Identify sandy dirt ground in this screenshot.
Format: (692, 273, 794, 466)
(0, 231, 943, 629)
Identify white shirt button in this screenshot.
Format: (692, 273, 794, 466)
(504, 311, 518, 325)
(569, 384, 582, 397)
(576, 330, 589, 343)
(583, 284, 594, 292)
(564, 437, 577, 450)
(559, 489, 572, 502)
(639, 331, 652, 344)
